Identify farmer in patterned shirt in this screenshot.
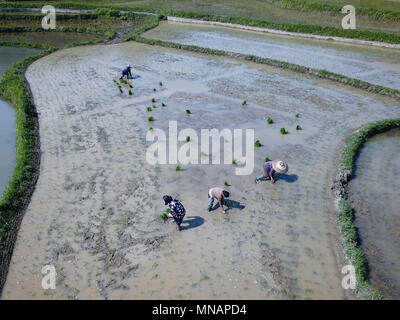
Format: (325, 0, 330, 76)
(163, 195, 186, 231)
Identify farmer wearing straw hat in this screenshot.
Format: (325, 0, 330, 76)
(255, 160, 288, 183)
(120, 64, 133, 80)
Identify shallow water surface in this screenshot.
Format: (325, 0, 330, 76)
(143, 21, 400, 90)
(3, 42, 400, 300)
(0, 32, 105, 48)
(349, 129, 400, 299)
(0, 46, 39, 197)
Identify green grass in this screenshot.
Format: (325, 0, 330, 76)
(254, 140, 262, 147)
(161, 102, 166, 107)
(340, 118, 400, 172)
(158, 210, 169, 220)
(232, 159, 238, 165)
(0, 43, 56, 285)
(268, 0, 400, 22)
(242, 100, 247, 106)
(0, 9, 154, 48)
(151, 98, 155, 103)
(175, 165, 182, 171)
(186, 109, 191, 114)
(148, 116, 155, 122)
(147, 106, 152, 112)
(295, 113, 300, 118)
(264, 157, 271, 162)
(224, 181, 230, 187)
(159, 81, 163, 86)
(186, 136, 190, 142)
(267, 117, 274, 124)
(335, 118, 400, 299)
(3, 0, 400, 35)
(296, 125, 302, 130)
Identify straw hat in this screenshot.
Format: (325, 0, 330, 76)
(272, 160, 288, 174)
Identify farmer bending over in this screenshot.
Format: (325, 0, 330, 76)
(163, 195, 186, 231)
(208, 187, 230, 214)
(120, 64, 133, 80)
(255, 160, 288, 183)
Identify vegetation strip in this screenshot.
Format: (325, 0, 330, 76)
(332, 118, 400, 300)
(0, 15, 123, 292)
(0, 12, 98, 20)
(1, 4, 400, 298)
(0, 42, 56, 294)
(1, 2, 400, 44)
(0, 8, 157, 293)
(268, 0, 400, 22)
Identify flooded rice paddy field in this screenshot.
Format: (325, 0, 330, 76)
(0, 32, 106, 48)
(2, 41, 400, 300)
(0, 16, 153, 36)
(348, 129, 400, 299)
(0, 46, 39, 197)
(143, 21, 400, 90)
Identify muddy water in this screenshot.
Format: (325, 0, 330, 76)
(2, 42, 399, 300)
(143, 21, 400, 90)
(0, 46, 39, 197)
(0, 32, 105, 48)
(348, 129, 400, 299)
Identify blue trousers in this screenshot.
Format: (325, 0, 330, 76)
(256, 175, 270, 181)
(208, 194, 214, 211)
(208, 193, 226, 211)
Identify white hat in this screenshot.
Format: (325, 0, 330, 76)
(272, 160, 288, 174)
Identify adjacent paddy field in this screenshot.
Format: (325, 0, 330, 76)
(0, 46, 40, 197)
(2, 40, 399, 299)
(143, 21, 400, 90)
(348, 129, 400, 299)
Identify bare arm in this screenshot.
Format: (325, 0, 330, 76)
(219, 196, 225, 213)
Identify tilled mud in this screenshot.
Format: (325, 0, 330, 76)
(2, 42, 399, 299)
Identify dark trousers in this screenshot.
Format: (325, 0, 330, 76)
(120, 70, 132, 79)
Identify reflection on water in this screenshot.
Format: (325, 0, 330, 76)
(0, 32, 105, 48)
(0, 46, 39, 197)
(143, 21, 400, 89)
(349, 129, 400, 299)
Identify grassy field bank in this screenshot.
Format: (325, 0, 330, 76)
(1, 1, 400, 34)
(333, 118, 400, 299)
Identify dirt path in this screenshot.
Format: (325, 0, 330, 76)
(2, 42, 399, 299)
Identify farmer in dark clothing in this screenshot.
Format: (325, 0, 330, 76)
(163, 195, 186, 231)
(255, 160, 288, 183)
(120, 64, 133, 80)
